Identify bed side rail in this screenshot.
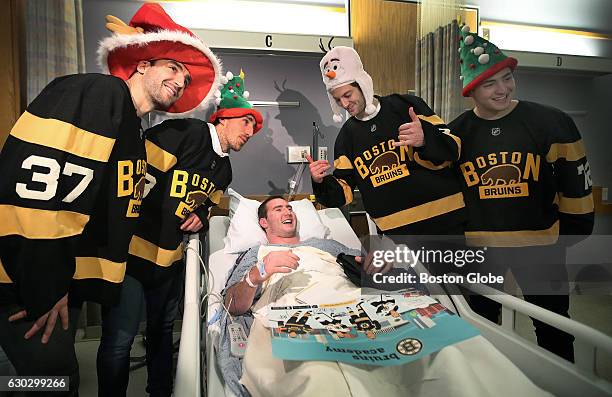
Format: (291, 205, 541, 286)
(448, 281, 612, 396)
(175, 233, 202, 397)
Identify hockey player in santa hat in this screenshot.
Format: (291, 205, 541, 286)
(0, 3, 220, 395)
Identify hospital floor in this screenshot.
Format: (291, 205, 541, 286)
(76, 335, 148, 397)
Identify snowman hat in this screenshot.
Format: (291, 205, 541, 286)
(320, 46, 376, 123)
(458, 25, 518, 97)
(97, 3, 222, 116)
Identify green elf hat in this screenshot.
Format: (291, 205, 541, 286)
(459, 25, 518, 97)
(209, 69, 263, 133)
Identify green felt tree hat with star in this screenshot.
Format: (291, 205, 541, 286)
(459, 25, 518, 97)
(209, 69, 263, 133)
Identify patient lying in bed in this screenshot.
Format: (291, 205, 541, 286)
(219, 197, 551, 397)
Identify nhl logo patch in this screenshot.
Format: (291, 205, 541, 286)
(371, 124, 377, 133)
(491, 127, 501, 136)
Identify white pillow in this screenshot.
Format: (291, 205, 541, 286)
(223, 188, 330, 254)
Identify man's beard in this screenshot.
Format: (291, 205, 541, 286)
(147, 80, 175, 111)
(152, 93, 174, 110)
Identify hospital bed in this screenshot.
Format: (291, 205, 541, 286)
(176, 206, 612, 397)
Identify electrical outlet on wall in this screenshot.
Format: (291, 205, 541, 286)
(602, 187, 609, 202)
(318, 147, 328, 161)
(287, 146, 311, 163)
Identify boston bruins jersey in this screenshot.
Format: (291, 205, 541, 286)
(449, 100, 594, 247)
(313, 94, 465, 235)
(127, 119, 231, 287)
(0, 73, 146, 318)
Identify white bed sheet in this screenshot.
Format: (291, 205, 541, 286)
(206, 208, 361, 335)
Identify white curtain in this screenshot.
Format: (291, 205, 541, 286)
(26, 0, 85, 104)
(415, 0, 464, 122)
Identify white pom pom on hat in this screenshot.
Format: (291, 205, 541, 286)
(478, 53, 490, 64)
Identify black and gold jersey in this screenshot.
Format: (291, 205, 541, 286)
(313, 94, 466, 235)
(449, 100, 594, 247)
(126, 119, 231, 287)
(0, 73, 146, 318)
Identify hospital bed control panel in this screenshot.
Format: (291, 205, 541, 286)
(229, 322, 248, 357)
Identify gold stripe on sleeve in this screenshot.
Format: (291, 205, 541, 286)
(11, 111, 115, 162)
(337, 178, 354, 205)
(546, 140, 586, 162)
(465, 221, 560, 247)
(145, 140, 177, 172)
(417, 114, 445, 126)
(558, 193, 594, 215)
(0, 205, 89, 239)
(0, 259, 13, 283)
(128, 235, 183, 267)
(333, 155, 353, 170)
(373, 192, 464, 231)
(73, 257, 126, 283)
(413, 152, 451, 170)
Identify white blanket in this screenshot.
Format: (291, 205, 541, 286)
(240, 246, 551, 397)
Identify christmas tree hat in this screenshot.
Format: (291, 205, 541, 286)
(209, 69, 263, 132)
(459, 25, 518, 97)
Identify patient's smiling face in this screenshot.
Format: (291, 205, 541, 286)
(258, 198, 297, 239)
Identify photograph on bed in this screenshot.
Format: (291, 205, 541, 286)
(208, 190, 552, 397)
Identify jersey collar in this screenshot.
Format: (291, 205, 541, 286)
(208, 123, 228, 157)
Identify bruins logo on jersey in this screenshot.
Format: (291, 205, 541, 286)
(368, 151, 409, 187)
(169, 170, 217, 219)
(175, 190, 209, 219)
(117, 159, 147, 217)
(460, 152, 540, 199)
(352, 139, 411, 188)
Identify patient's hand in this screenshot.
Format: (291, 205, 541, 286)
(253, 250, 300, 284)
(306, 155, 330, 184)
(356, 254, 393, 275)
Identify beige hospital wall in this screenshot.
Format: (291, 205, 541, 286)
(0, 0, 24, 149)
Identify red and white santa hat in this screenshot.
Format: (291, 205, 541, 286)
(97, 3, 222, 116)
